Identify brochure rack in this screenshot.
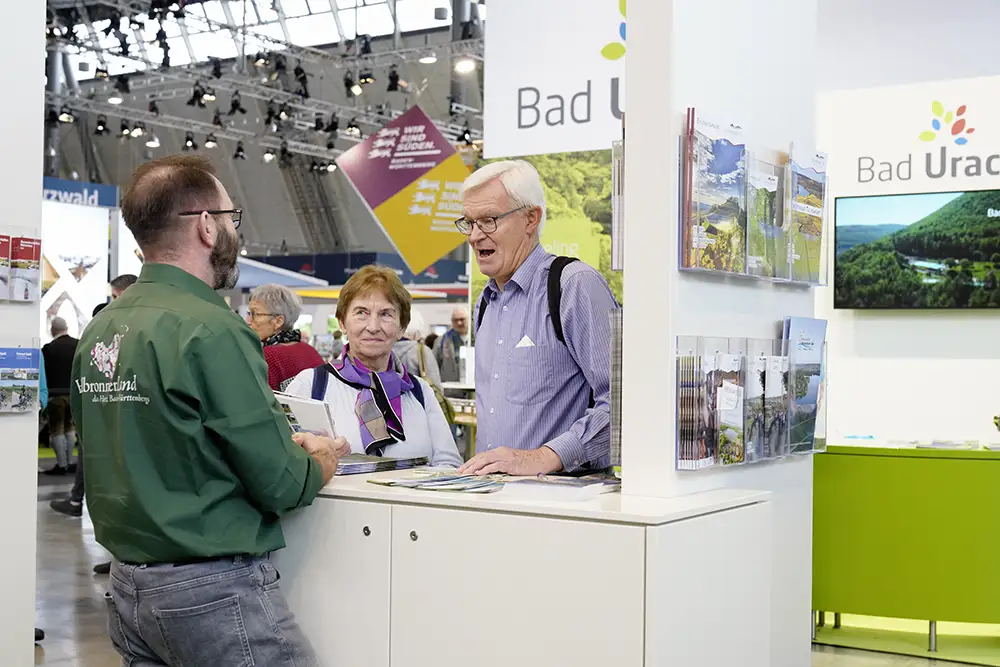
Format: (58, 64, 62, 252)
(675, 334, 827, 471)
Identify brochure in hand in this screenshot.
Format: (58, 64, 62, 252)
(273, 392, 337, 437)
(336, 454, 429, 476)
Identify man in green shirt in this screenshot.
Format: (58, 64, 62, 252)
(71, 155, 345, 667)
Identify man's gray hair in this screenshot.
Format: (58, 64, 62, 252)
(51, 316, 68, 334)
(249, 284, 302, 332)
(463, 160, 547, 234)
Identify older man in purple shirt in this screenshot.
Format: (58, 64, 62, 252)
(457, 160, 618, 476)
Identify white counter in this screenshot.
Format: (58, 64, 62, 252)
(275, 472, 774, 667)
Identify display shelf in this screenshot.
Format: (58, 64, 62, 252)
(678, 265, 816, 289)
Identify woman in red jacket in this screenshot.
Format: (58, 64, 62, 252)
(246, 284, 324, 391)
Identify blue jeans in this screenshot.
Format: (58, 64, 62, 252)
(106, 556, 318, 666)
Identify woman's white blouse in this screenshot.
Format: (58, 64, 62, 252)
(284, 368, 463, 468)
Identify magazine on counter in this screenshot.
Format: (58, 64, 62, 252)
(336, 454, 429, 476)
(788, 147, 828, 283)
(681, 109, 747, 273)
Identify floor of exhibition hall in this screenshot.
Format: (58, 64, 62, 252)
(33, 478, 962, 667)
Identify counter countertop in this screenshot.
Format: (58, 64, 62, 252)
(317, 471, 769, 525)
(825, 444, 1000, 460)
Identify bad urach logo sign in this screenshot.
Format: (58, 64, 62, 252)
(858, 100, 999, 183)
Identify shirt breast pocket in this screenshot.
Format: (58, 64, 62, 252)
(504, 346, 560, 406)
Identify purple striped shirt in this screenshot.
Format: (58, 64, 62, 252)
(474, 244, 618, 471)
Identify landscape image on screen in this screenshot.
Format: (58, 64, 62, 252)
(834, 190, 1000, 309)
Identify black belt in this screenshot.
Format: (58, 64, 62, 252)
(119, 554, 253, 568)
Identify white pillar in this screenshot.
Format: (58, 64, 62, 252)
(622, 1, 820, 665)
(0, 2, 45, 660)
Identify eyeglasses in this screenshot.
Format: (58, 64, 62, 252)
(178, 208, 243, 229)
(246, 310, 276, 320)
(454, 205, 527, 235)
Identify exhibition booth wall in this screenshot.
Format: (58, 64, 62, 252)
(2, 4, 44, 663)
(816, 75, 1000, 444)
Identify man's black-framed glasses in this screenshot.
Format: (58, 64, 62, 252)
(454, 205, 527, 235)
(178, 208, 243, 229)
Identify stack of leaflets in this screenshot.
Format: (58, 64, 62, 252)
(500, 474, 621, 501)
(369, 473, 505, 494)
(681, 109, 747, 273)
(787, 147, 828, 283)
(336, 454, 429, 476)
(784, 317, 827, 454)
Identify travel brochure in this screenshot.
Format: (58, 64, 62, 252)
(675, 318, 827, 471)
(0, 348, 41, 413)
(0, 235, 9, 300)
(679, 109, 828, 285)
(369, 471, 621, 498)
(10, 235, 41, 302)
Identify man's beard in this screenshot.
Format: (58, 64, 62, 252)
(210, 223, 240, 290)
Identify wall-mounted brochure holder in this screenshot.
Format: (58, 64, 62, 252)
(0, 226, 42, 303)
(611, 139, 625, 272)
(678, 107, 829, 287)
(676, 335, 827, 471)
(609, 309, 623, 475)
(0, 342, 41, 414)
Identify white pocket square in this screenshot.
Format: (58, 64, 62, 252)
(515, 335, 535, 348)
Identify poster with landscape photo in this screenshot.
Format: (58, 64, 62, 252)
(835, 189, 1000, 309)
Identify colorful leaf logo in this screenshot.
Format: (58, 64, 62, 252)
(601, 0, 627, 61)
(919, 100, 974, 145)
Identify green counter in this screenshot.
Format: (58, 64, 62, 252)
(814, 445, 1000, 623)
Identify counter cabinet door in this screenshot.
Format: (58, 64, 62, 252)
(272, 499, 392, 667)
(389, 504, 646, 667)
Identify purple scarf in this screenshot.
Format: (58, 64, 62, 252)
(329, 347, 414, 455)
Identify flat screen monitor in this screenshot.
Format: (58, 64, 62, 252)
(834, 189, 1000, 309)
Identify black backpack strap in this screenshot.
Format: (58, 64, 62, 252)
(475, 291, 490, 334)
(410, 377, 426, 408)
(548, 256, 579, 344)
(548, 256, 595, 409)
(311, 364, 330, 401)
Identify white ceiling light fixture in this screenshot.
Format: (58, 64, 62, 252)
(454, 57, 476, 74)
(145, 134, 160, 148)
(418, 52, 438, 65)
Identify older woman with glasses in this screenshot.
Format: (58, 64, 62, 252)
(246, 283, 324, 391)
(285, 265, 462, 468)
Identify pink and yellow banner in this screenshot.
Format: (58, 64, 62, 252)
(335, 106, 469, 274)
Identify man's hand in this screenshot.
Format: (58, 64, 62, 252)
(292, 433, 347, 483)
(457, 446, 563, 476)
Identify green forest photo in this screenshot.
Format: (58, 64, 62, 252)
(470, 150, 621, 310)
(834, 190, 1000, 309)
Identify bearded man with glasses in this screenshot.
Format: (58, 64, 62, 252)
(70, 155, 344, 666)
(456, 160, 619, 477)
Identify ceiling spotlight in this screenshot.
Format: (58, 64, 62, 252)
(387, 67, 402, 92)
(324, 114, 339, 134)
(310, 161, 320, 172)
(326, 138, 336, 150)
(262, 148, 276, 164)
(462, 124, 473, 145)
(58, 106, 75, 123)
(278, 104, 290, 121)
(130, 121, 145, 138)
(145, 133, 160, 148)
(115, 74, 131, 94)
(95, 66, 109, 79)
(108, 92, 123, 105)
(148, 100, 160, 115)
(265, 99, 278, 125)
(204, 133, 218, 149)
(234, 141, 246, 160)
(359, 70, 375, 86)
(183, 131, 197, 151)
(213, 109, 224, 128)
(228, 92, 246, 115)
(454, 57, 476, 74)
(211, 58, 223, 79)
(188, 83, 207, 108)
(279, 141, 292, 165)
(94, 115, 108, 135)
(344, 73, 362, 97)
(345, 119, 361, 137)
(326, 162, 338, 173)
(314, 114, 325, 132)
(418, 52, 438, 65)
(254, 52, 268, 67)
(202, 88, 217, 103)
(359, 35, 372, 55)
(119, 119, 131, 138)
(46, 109, 59, 126)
